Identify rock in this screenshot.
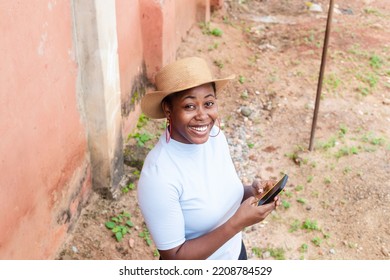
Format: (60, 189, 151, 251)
(72, 246, 78, 253)
(241, 106, 252, 117)
(381, 247, 389, 257)
(129, 238, 135, 248)
(306, 2, 323, 13)
(259, 43, 276, 51)
(329, 248, 336, 254)
(382, 98, 390, 105)
(262, 251, 271, 259)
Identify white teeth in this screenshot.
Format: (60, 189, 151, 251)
(191, 125, 208, 132)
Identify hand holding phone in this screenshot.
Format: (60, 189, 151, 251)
(256, 174, 288, 206)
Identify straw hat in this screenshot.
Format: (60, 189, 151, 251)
(141, 57, 235, 119)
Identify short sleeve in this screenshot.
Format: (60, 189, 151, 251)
(137, 163, 186, 250)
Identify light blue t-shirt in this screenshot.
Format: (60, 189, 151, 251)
(137, 127, 244, 259)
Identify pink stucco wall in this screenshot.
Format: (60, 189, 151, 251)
(0, 0, 91, 259)
(0, 0, 222, 259)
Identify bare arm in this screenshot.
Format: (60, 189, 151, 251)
(158, 196, 277, 260)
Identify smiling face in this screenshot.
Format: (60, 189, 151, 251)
(162, 83, 218, 144)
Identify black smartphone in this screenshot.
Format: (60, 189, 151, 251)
(257, 174, 288, 206)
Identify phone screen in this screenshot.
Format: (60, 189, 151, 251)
(257, 174, 288, 206)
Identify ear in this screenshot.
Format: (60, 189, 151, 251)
(161, 100, 172, 119)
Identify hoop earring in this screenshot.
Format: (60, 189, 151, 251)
(210, 118, 221, 137)
(166, 118, 172, 143)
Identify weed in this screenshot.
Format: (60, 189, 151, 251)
(132, 169, 141, 179)
(136, 113, 149, 129)
(153, 249, 160, 257)
(208, 42, 219, 50)
(302, 219, 319, 231)
(343, 167, 352, 174)
(339, 124, 348, 137)
(247, 143, 255, 149)
(130, 132, 153, 147)
(238, 75, 246, 84)
(268, 247, 285, 260)
(283, 190, 293, 198)
(300, 243, 308, 253)
(105, 211, 134, 242)
(307, 175, 313, 183)
(210, 28, 223, 37)
(324, 73, 342, 93)
(199, 22, 223, 37)
(121, 182, 136, 194)
(335, 146, 359, 158)
(213, 59, 224, 69)
(311, 237, 322, 247)
(241, 90, 249, 99)
(282, 200, 291, 209)
(139, 226, 153, 246)
(361, 132, 386, 146)
(364, 7, 382, 16)
(324, 177, 331, 185)
(297, 198, 306, 204)
(289, 219, 300, 232)
(251, 247, 263, 258)
(319, 136, 336, 150)
(295, 185, 304, 192)
(369, 54, 383, 69)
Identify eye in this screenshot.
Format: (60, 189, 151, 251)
(184, 104, 196, 110)
(205, 101, 215, 107)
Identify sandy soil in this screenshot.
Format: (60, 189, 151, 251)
(56, 0, 390, 260)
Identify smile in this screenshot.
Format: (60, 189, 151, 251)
(189, 125, 209, 132)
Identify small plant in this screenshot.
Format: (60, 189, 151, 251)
(307, 175, 313, 183)
(319, 136, 336, 150)
(268, 247, 285, 260)
(302, 219, 319, 231)
(311, 237, 322, 247)
(139, 227, 153, 246)
(297, 198, 306, 204)
(247, 142, 254, 149)
(369, 54, 383, 69)
(136, 113, 149, 129)
(199, 22, 223, 37)
(300, 243, 308, 253)
(339, 124, 348, 137)
(210, 28, 223, 37)
(295, 185, 304, 192)
(132, 169, 141, 179)
(283, 190, 293, 198)
(213, 59, 224, 69)
(105, 211, 134, 242)
(251, 247, 263, 258)
(282, 200, 290, 209)
(324, 177, 331, 185)
(289, 219, 300, 233)
(130, 132, 153, 147)
(238, 75, 246, 84)
(122, 182, 136, 194)
(343, 166, 352, 174)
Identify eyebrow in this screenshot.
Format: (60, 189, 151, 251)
(182, 93, 216, 100)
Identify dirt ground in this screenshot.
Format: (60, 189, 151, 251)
(57, 0, 390, 260)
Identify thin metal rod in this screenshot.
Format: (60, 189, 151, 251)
(309, 0, 335, 151)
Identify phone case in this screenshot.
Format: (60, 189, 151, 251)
(257, 174, 288, 206)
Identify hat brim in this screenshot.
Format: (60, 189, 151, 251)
(141, 74, 235, 119)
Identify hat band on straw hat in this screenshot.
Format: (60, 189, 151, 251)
(141, 57, 235, 119)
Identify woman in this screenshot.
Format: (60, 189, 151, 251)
(137, 57, 279, 260)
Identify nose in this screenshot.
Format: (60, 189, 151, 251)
(195, 107, 208, 121)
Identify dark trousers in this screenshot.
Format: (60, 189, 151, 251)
(238, 241, 248, 260)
